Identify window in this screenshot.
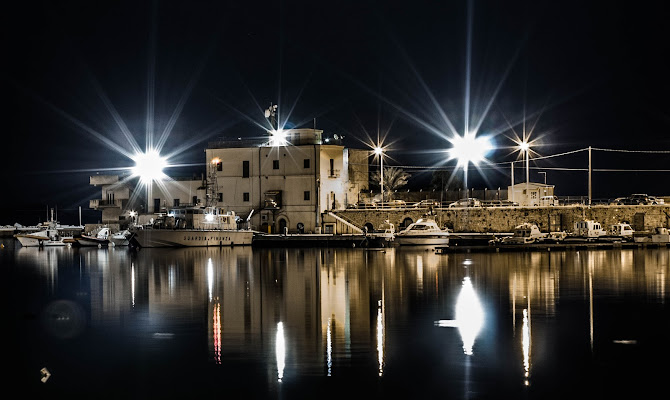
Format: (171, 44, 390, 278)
(304, 159, 310, 168)
(243, 161, 250, 177)
(173, 199, 180, 207)
(273, 160, 279, 169)
(304, 191, 310, 201)
(192, 196, 197, 205)
(216, 161, 222, 171)
(243, 192, 250, 202)
(218, 193, 223, 202)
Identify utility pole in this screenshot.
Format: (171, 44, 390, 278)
(511, 162, 515, 203)
(588, 146, 592, 206)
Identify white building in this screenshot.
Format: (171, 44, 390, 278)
(90, 128, 370, 233)
(204, 128, 368, 233)
(507, 182, 555, 206)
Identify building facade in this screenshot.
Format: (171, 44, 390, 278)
(204, 129, 369, 233)
(90, 128, 369, 233)
(507, 182, 555, 206)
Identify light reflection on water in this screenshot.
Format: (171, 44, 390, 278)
(6, 240, 670, 398)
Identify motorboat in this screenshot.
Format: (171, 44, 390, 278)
(14, 210, 74, 247)
(110, 229, 132, 246)
(363, 219, 395, 247)
(500, 223, 566, 245)
(394, 217, 449, 246)
(77, 227, 111, 247)
(131, 207, 253, 247)
(607, 223, 634, 239)
(572, 220, 606, 239)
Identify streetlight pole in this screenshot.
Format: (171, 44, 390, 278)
(374, 147, 384, 203)
(525, 146, 529, 204)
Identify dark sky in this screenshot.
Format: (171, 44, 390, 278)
(2, 0, 669, 225)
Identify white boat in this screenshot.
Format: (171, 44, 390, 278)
(394, 217, 449, 246)
(500, 223, 566, 244)
(14, 218, 72, 247)
(573, 220, 607, 239)
(131, 207, 253, 248)
(608, 222, 634, 239)
(77, 227, 111, 247)
(110, 229, 132, 246)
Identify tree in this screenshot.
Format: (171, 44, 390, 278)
(371, 166, 411, 200)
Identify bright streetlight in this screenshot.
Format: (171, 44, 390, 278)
(447, 133, 493, 198)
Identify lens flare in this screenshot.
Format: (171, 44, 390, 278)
(131, 150, 167, 183)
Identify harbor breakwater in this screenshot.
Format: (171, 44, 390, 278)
(331, 205, 670, 233)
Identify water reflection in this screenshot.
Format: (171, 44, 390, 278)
(435, 276, 484, 355)
(9, 241, 670, 396)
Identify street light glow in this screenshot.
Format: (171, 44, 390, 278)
(518, 141, 529, 151)
(131, 150, 167, 183)
(269, 129, 287, 146)
(447, 133, 493, 167)
(374, 146, 383, 155)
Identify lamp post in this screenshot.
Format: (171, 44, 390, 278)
(374, 147, 384, 203)
(519, 141, 530, 205)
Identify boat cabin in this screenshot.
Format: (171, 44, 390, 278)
(608, 223, 634, 237)
(165, 207, 238, 230)
(574, 220, 606, 238)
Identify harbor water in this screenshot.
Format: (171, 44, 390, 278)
(4, 237, 670, 399)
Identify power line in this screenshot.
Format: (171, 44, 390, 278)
(592, 147, 670, 154)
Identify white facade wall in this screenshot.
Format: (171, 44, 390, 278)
(205, 142, 361, 233)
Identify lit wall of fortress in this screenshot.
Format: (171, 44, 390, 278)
(332, 205, 670, 233)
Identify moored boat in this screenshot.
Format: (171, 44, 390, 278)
(110, 229, 132, 246)
(14, 210, 75, 247)
(394, 217, 449, 246)
(131, 207, 253, 248)
(77, 227, 111, 247)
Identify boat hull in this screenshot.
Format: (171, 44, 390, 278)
(394, 235, 449, 246)
(110, 237, 130, 246)
(15, 235, 47, 247)
(132, 229, 254, 248)
(77, 237, 110, 247)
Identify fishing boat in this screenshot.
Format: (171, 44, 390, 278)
(131, 207, 253, 248)
(499, 223, 567, 245)
(394, 217, 449, 246)
(110, 229, 132, 246)
(14, 211, 74, 247)
(76, 227, 111, 247)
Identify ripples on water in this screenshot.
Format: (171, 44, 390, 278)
(4, 238, 670, 399)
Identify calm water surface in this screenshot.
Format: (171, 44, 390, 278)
(4, 237, 670, 399)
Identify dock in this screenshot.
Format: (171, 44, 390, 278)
(436, 240, 670, 253)
(252, 233, 388, 248)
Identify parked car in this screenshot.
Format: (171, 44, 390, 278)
(648, 196, 665, 205)
(412, 199, 439, 208)
(378, 200, 406, 208)
(538, 195, 558, 206)
(629, 194, 651, 205)
(448, 198, 481, 208)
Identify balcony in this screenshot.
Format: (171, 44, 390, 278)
(89, 199, 128, 209)
(328, 169, 340, 178)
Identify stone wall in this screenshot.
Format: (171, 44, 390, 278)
(332, 205, 670, 233)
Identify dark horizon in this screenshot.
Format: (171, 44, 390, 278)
(3, 0, 669, 225)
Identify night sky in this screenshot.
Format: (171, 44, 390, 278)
(3, 0, 669, 225)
